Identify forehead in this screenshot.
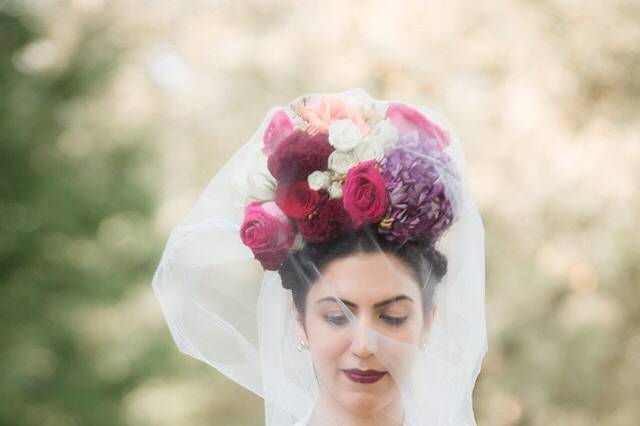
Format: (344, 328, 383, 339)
(307, 252, 421, 305)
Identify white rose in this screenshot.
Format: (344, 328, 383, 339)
(354, 137, 385, 162)
(327, 151, 358, 174)
(244, 145, 277, 202)
(247, 170, 276, 201)
(307, 170, 331, 191)
(328, 182, 343, 199)
(328, 119, 363, 152)
(366, 119, 398, 150)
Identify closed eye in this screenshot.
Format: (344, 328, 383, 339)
(380, 315, 408, 326)
(325, 315, 348, 326)
(324, 315, 409, 327)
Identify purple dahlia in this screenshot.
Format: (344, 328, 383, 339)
(378, 132, 455, 242)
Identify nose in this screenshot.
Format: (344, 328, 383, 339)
(350, 320, 378, 357)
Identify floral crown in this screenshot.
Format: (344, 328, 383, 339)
(239, 94, 457, 271)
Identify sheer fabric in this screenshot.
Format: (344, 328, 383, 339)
(152, 89, 487, 425)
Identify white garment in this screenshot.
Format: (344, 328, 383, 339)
(292, 400, 409, 426)
(292, 402, 313, 426)
(293, 413, 409, 426)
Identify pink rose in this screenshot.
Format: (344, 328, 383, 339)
(385, 103, 450, 149)
(240, 201, 295, 270)
(301, 96, 369, 136)
(263, 109, 294, 156)
(342, 160, 388, 227)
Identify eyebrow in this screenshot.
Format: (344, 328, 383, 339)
(316, 295, 414, 309)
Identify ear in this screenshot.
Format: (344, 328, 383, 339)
(420, 304, 437, 347)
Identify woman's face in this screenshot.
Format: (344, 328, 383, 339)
(295, 252, 436, 417)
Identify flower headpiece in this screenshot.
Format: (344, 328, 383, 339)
(240, 94, 457, 270)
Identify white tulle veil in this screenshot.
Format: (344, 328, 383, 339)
(152, 88, 487, 426)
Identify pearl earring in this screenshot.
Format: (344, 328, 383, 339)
(297, 340, 307, 352)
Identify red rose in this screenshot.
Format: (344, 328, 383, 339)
(385, 103, 450, 149)
(297, 198, 350, 243)
(275, 181, 321, 219)
(343, 160, 388, 227)
(239, 201, 295, 270)
(267, 129, 334, 183)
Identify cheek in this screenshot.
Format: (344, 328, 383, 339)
(404, 317, 425, 342)
(377, 319, 425, 365)
(306, 319, 352, 367)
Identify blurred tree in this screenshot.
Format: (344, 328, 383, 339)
(474, 2, 640, 423)
(0, 4, 164, 426)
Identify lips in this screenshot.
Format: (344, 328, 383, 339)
(343, 369, 387, 384)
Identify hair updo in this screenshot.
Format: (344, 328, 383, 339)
(278, 225, 447, 321)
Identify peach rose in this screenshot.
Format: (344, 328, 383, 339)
(301, 96, 369, 136)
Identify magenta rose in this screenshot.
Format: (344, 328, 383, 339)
(239, 201, 295, 270)
(275, 181, 321, 219)
(342, 160, 388, 227)
(385, 103, 450, 150)
(262, 109, 294, 156)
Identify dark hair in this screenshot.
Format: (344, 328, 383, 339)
(278, 226, 447, 321)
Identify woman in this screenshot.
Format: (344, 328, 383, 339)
(153, 89, 487, 426)
(283, 227, 446, 426)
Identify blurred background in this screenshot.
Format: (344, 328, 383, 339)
(1, 0, 638, 425)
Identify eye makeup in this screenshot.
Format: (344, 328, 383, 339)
(317, 295, 414, 328)
(324, 314, 349, 326)
(379, 314, 408, 326)
(322, 312, 410, 327)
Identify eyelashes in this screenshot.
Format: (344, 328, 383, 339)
(325, 315, 349, 326)
(382, 315, 408, 326)
(324, 314, 408, 327)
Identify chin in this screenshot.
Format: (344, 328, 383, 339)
(342, 383, 398, 415)
(345, 394, 399, 418)
(344, 395, 382, 415)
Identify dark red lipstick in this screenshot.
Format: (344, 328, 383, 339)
(343, 369, 387, 384)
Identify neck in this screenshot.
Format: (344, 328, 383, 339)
(308, 393, 404, 426)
